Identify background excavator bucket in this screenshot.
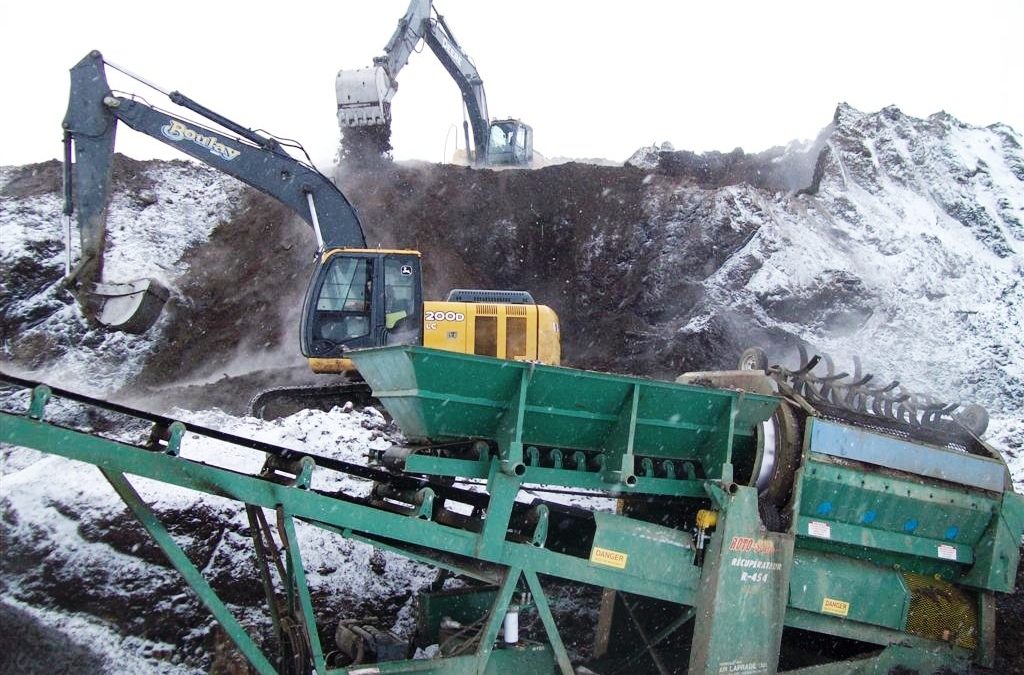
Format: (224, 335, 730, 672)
(336, 66, 390, 127)
(90, 278, 169, 334)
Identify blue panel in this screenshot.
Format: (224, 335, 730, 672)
(809, 419, 1007, 493)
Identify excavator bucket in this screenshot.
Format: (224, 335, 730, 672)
(336, 66, 390, 127)
(91, 278, 169, 334)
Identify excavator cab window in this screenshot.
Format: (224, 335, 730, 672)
(487, 120, 532, 166)
(305, 256, 373, 355)
(302, 251, 423, 358)
(489, 123, 514, 152)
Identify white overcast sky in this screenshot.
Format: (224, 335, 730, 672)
(2, 1, 1021, 169)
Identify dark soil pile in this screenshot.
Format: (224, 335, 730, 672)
(133, 157, 804, 413)
(130, 189, 322, 411)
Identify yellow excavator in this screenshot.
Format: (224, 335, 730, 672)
(62, 51, 559, 415)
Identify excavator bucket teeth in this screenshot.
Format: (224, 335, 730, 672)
(92, 278, 169, 334)
(335, 66, 390, 126)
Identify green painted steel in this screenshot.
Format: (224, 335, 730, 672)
(4, 364, 1022, 675)
(788, 550, 910, 630)
(351, 346, 778, 488)
(688, 486, 793, 675)
(588, 511, 696, 584)
(795, 418, 1020, 593)
(101, 471, 278, 675)
(523, 570, 573, 675)
(279, 509, 327, 673)
(328, 646, 555, 674)
(416, 587, 499, 646)
(962, 490, 1024, 593)
(0, 410, 699, 604)
(781, 644, 972, 674)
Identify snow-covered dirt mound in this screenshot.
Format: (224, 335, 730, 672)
(0, 157, 243, 394)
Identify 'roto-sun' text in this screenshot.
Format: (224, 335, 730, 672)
(161, 119, 241, 161)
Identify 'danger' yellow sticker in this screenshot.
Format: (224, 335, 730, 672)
(590, 546, 629, 569)
(821, 597, 850, 617)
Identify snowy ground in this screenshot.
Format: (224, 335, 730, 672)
(0, 385, 613, 673)
(0, 398, 426, 673)
(0, 161, 243, 394)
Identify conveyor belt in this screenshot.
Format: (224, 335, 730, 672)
(0, 371, 489, 509)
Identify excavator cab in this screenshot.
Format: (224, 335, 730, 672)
(486, 119, 533, 166)
(301, 249, 424, 373)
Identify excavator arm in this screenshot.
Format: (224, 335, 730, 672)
(335, 0, 432, 128)
(420, 9, 490, 160)
(63, 51, 366, 331)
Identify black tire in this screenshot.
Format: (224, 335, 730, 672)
(738, 347, 769, 371)
(759, 400, 802, 509)
(758, 496, 783, 532)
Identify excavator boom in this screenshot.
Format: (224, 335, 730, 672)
(61, 50, 557, 422)
(62, 51, 365, 332)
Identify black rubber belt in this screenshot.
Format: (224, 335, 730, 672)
(0, 371, 491, 509)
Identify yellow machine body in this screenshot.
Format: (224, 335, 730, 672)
(304, 249, 560, 374)
(308, 302, 560, 374)
(421, 300, 560, 365)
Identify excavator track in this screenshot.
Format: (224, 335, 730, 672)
(248, 382, 377, 421)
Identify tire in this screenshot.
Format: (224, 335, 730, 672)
(759, 400, 802, 509)
(738, 347, 769, 371)
(758, 496, 784, 532)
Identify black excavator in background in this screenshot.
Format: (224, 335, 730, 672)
(61, 51, 560, 417)
(337, 0, 535, 166)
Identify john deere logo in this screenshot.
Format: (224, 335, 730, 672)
(161, 119, 241, 161)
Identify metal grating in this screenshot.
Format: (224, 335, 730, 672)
(446, 289, 535, 304)
(902, 572, 978, 649)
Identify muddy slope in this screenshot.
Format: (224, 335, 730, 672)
(136, 159, 805, 403)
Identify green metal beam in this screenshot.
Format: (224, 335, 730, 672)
(523, 571, 573, 675)
(784, 607, 973, 656)
(473, 566, 521, 675)
(100, 470, 277, 675)
(278, 508, 326, 673)
(0, 412, 697, 604)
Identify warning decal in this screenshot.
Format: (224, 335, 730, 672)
(821, 597, 850, 617)
(590, 546, 629, 569)
(807, 520, 832, 539)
